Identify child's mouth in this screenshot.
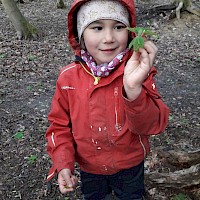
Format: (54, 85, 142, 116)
(101, 48, 116, 53)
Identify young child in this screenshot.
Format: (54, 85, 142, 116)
(46, 0, 170, 199)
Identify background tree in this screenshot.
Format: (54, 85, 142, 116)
(173, 0, 200, 18)
(56, 0, 66, 9)
(139, 0, 200, 19)
(1, 0, 39, 39)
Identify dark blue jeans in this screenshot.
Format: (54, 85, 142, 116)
(80, 161, 145, 200)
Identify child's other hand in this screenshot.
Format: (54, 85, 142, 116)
(123, 40, 158, 100)
(58, 168, 78, 194)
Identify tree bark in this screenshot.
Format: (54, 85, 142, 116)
(146, 149, 200, 198)
(147, 163, 200, 189)
(1, 0, 39, 39)
(56, 0, 66, 9)
(140, 0, 200, 19)
(158, 149, 200, 167)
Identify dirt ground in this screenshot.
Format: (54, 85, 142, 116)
(0, 0, 199, 199)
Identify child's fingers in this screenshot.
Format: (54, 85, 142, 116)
(144, 40, 158, 54)
(138, 48, 151, 69)
(144, 41, 158, 66)
(70, 175, 78, 187)
(58, 178, 74, 193)
(129, 50, 140, 61)
(58, 169, 75, 194)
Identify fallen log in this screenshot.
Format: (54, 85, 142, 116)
(146, 149, 200, 198)
(157, 149, 200, 167)
(146, 163, 200, 189)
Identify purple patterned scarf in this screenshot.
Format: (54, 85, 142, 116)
(81, 49, 129, 77)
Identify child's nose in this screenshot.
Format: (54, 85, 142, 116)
(103, 30, 114, 43)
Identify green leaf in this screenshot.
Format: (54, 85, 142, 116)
(126, 27, 146, 36)
(0, 54, 7, 59)
(28, 54, 36, 61)
(126, 27, 137, 33)
(128, 38, 135, 49)
(127, 26, 158, 37)
(127, 26, 158, 52)
(26, 85, 33, 90)
(170, 193, 187, 200)
(133, 36, 144, 52)
(168, 115, 174, 121)
(28, 155, 37, 163)
(14, 132, 24, 139)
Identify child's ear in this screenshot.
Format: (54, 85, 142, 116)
(80, 37, 86, 49)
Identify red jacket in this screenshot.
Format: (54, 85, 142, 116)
(46, 0, 170, 181)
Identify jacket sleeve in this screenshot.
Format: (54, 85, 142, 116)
(45, 80, 75, 181)
(123, 67, 170, 135)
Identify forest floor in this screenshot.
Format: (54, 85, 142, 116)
(0, 0, 199, 199)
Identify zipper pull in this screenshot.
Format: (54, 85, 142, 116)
(94, 77, 101, 85)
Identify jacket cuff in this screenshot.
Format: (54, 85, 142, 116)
(47, 148, 75, 181)
(47, 162, 74, 181)
(122, 87, 148, 113)
(53, 149, 75, 173)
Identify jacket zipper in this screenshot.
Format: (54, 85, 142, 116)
(79, 62, 101, 85)
(114, 87, 122, 132)
(139, 135, 147, 158)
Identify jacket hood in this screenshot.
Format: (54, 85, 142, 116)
(67, 0, 136, 54)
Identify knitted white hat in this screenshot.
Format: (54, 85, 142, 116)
(77, 0, 130, 42)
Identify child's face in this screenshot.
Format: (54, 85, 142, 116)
(82, 19, 129, 65)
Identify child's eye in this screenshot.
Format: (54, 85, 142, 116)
(92, 26, 103, 31)
(114, 25, 126, 30)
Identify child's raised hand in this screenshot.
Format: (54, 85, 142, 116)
(123, 40, 158, 100)
(58, 168, 78, 194)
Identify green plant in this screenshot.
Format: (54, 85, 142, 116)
(28, 155, 37, 164)
(14, 131, 24, 139)
(26, 85, 33, 90)
(27, 54, 37, 61)
(168, 114, 174, 121)
(170, 193, 187, 200)
(127, 27, 158, 52)
(0, 53, 7, 58)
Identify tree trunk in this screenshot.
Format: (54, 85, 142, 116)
(56, 0, 66, 9)
(140, 0, 200, 19)
(1, 0, 39, 39)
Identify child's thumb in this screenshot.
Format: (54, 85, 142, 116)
(126, 51, 140, 67)
(130, 51, 140, 61)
